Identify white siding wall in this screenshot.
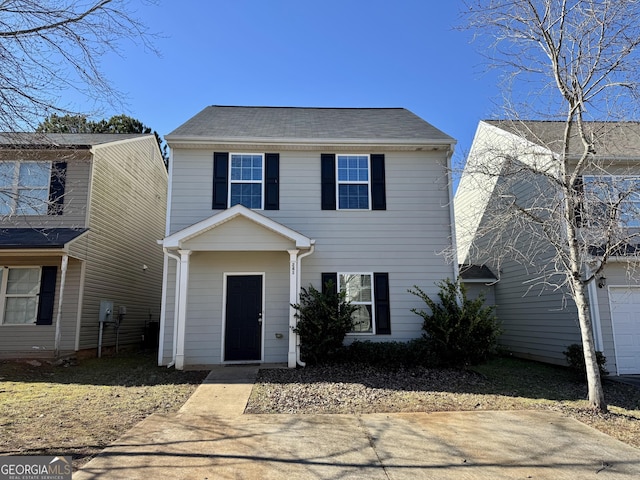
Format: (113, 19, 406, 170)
(76, 137, 167, 352)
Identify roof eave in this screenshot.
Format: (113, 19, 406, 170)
(165, 135, 456, 149)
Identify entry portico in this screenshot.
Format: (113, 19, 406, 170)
(160, 204, 315, 369)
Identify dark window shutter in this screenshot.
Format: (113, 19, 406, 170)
(212, 152, 229, 209)
(265, 153, 279, 210)
(321, 154, 336, 210)
(374, 272, 391, 334)
(48, 162, 67, 215)
(36, 266, 57, 325)
(322, 272, 338, 296)
(371, 154, 386, 210)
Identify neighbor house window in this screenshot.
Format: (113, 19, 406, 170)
(337, 155, 370, 209)
(583, 176, 640, 228)
(0, 161, 51, 216)
(0, 267, 41, 324)
(339, 273, 374, 333)
(229, 154, 264, 209)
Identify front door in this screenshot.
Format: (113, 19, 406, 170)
(224, 275, 262, 361)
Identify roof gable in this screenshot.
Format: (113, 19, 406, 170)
(163, 205, 313, 250)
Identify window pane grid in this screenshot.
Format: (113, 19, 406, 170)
(337, 155, 369, 210)
(229, 154, 263, 209)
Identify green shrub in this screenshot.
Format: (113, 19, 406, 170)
(338, 339, 434, 368)
(409, 279, 501, 367)
(563, 343, 608, 377)
(292, 280, 358, 365)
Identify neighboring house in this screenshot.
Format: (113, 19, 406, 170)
(0, 133, 167, 358)
(455, 120, 640, 375)
(160, 106, 457, 369)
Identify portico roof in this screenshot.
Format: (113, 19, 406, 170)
(162, 204, 314, 250)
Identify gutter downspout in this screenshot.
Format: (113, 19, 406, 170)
(54, 254, 68, 358)
(446, 144, 460, 281)
(163, 248, 181, 368)
(295, 242, 315, 367)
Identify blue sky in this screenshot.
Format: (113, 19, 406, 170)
(71, 1, 502, 168)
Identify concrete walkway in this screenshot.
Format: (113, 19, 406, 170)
(75, 366, 640, 479)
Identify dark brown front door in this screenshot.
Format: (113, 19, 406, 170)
(224, 275, 262, 361)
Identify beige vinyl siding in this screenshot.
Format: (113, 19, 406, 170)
(166, 148, 454, 349)
(77, 136, 167, 351)
(0, 256, 82, 358)
(0, 151, 91, 228)
(182, 216, 294, 251)
(181, 251, 290, 365)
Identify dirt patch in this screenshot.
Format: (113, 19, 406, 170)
(0, 352, 208, 470)
(246, 359, 640, 449)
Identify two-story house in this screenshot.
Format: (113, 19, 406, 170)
(159, 106, 457, 369)
(0, 133, 167, 358)
(455, 120, 640, 375)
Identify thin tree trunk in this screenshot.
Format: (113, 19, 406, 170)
(572, 278, 607, 411)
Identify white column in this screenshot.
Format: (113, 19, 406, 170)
(287, 249, 299, 368)
(54, 254, 68, 358)
(175, 249, 191, 370)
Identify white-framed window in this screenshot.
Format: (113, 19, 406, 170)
(229, 153, 264, 209)
(337, 155, 370, 210)
(583, 175, 640, 228)
(0, 161, 51, 216)
(0, 267, 41, 324)
(339, 272, 374, 334)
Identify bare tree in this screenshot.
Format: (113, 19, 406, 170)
(458, 0, 640, 412)
(0, 0, 156, 132)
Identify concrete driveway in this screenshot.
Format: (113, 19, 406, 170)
(75, 366, 640, 480)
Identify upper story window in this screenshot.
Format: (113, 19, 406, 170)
(213, 152, 279, 210)
(337, 155, 370, 209)
(230, 154, 264, 209)
(0, 161, 51, 216)
(321, 153, 386, 211)
(583, 176, 640, 228)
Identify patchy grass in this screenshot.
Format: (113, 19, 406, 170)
(0, 352, 208, 470)
(246, 356, 640, 449)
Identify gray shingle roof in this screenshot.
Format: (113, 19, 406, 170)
(167, 106, 455, 144)
(486, 120, 640, 157)
(0, 133, 150, 148)
(0, 228, 88, 249)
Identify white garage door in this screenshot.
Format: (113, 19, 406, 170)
(610, 287, 640, 375)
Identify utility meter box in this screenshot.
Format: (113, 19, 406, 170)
(99, 300, 114, 323)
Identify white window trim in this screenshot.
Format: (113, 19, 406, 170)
(336, 154, 372, 211)
(0, 266, 42, 325)
(228, 153, 265, 210)
(0, 161, 51, 216)
(339, 271, 376, 335)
